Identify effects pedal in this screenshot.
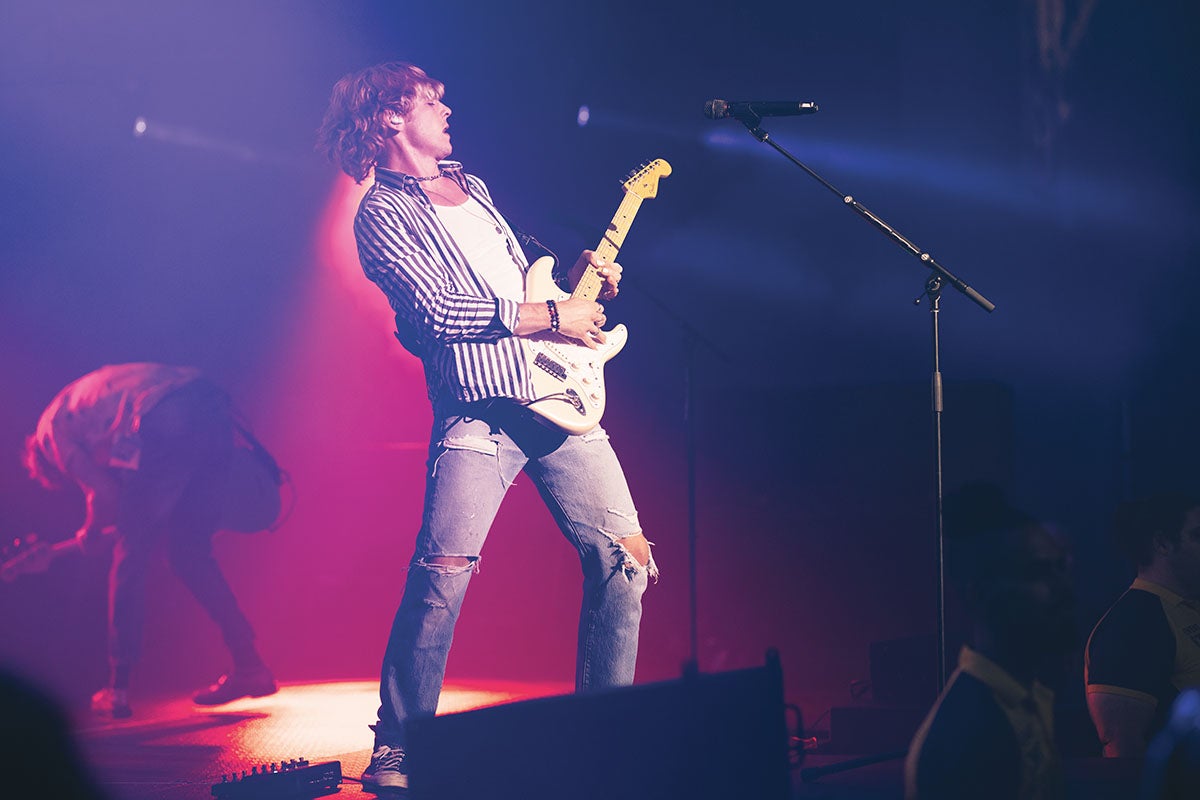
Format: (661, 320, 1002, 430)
(211, 758, 341, 799)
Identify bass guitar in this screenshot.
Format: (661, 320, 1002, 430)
(521, 158, 671, 434)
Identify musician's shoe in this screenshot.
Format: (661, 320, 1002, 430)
(90, 687, 132, 719)
(361, 744, 409, 791)
(192, 667, 277, 706)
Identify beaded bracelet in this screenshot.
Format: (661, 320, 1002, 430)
(546, 299, 561, 333)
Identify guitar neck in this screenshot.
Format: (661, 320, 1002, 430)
(570, 191, 645, 302)
(0, 536, 81, 582)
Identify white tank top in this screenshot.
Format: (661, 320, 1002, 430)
(435, 197, 525, 302)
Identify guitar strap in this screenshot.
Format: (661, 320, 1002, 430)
(510, 223, 569, 290)
(225, 414, 291, 534)
(232, 418, 283, 487)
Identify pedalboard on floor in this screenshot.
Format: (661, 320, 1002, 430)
(211, 758, 341, 799)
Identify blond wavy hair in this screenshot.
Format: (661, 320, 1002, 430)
(316, 61, 445, 183)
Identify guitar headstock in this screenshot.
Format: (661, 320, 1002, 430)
(622, 159, 672, 199)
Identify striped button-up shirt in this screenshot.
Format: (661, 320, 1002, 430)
(354, 162, 536, 406)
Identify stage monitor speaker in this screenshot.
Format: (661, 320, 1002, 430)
(406, 650, 791, 800)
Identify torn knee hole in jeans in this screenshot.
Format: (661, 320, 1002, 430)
(602, 529, 659, 582)
(415, 555, 479, 576)
(580, 428, 610, 443)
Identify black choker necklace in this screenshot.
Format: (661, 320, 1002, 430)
(409, 172, 442, 182)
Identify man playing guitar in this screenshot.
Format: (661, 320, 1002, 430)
(318, 60, 658, 791)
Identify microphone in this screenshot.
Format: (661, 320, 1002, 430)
(704, 99, 819, 120)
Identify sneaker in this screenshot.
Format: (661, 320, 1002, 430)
(192, 667, 277, 705)
(91, 687, 132, 719)
(361, 744, 408, 790)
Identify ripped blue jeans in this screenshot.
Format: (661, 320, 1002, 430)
(373, 400, 656, 747)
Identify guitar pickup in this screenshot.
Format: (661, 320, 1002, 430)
(533, 352, 567, 381)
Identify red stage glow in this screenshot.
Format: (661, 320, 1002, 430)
(314, 170, 407, 327)
(206, 173, 435, 687)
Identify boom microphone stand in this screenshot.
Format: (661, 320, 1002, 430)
(710, 104, 996, 779)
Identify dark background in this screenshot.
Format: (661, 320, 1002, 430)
(1, 0, 1197, 739)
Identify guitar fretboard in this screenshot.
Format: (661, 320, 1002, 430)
(571, 192, 645, 302)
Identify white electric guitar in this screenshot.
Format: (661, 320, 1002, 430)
(521, 159, 672, 434)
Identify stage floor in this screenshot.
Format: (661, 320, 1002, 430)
(74, 679, 572, 799)
(46, 679, 1142, 799)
